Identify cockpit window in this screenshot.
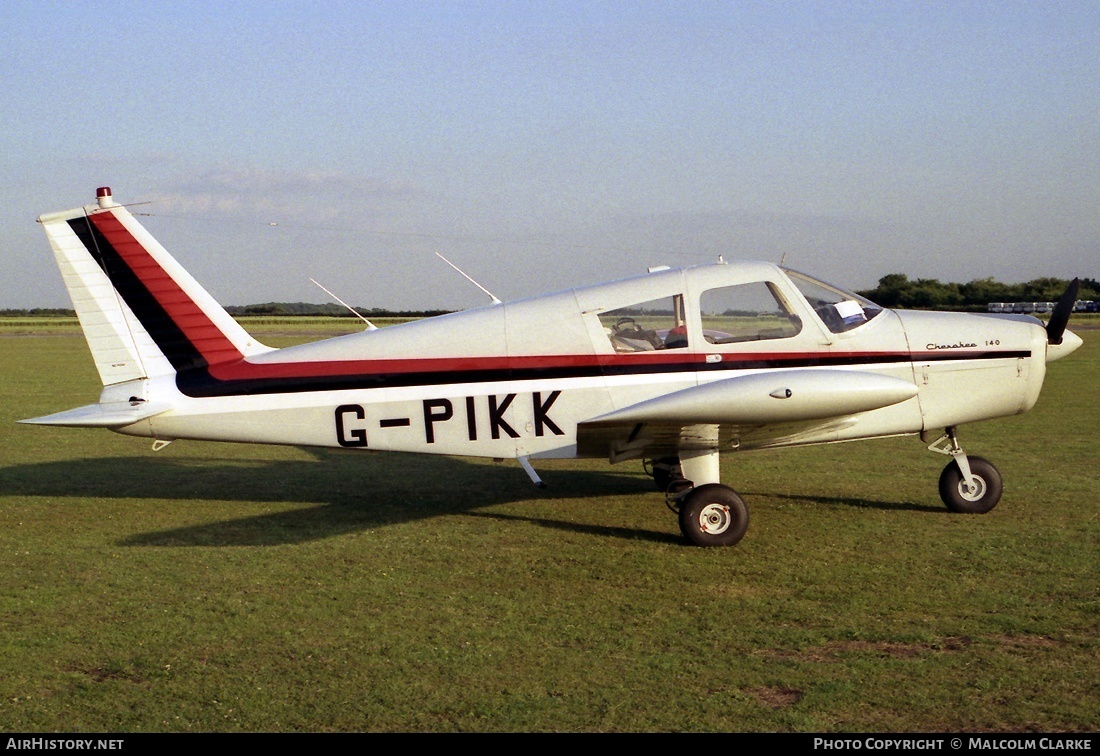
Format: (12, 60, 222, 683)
(600, 294, 688, 352)
(783, 268, 883, 333)
(699, 282, 801, 344)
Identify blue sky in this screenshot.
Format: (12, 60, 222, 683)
(2, 1, 1097, 310)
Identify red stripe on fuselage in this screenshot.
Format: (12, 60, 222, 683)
(206, 350, 700, 381)
(88, 211, 244, 367)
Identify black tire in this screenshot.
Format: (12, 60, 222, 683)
(938, 456, 1003, 514)
(678, 484, 750, 547)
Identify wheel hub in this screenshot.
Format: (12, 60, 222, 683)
(698, 503, 731, 534)
(957, 475, 987, 502)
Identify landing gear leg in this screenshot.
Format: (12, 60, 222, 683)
(648, 456, 688, 495)
(926, 428, 1003, 514)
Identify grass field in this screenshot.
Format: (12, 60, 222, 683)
(0, 321, 1096, 732)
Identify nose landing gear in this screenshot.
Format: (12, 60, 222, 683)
(926, 428, 1004, 514)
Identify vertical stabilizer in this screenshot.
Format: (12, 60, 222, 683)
(37, 188, 271, 386)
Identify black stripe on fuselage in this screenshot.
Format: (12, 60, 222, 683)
(67, 217, 209, 373)
(174, 350, 1032, 398)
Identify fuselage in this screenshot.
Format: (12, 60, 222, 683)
(111, 262, 1065, 461)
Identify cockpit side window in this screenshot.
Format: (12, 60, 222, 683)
(784, 269, 883, 334)
(699, 282, 802, 344)
(600, 294, 688, 352)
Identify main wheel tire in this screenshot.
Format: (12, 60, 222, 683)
(678, 484, 749, 547)
(939, 456, 1003, 514)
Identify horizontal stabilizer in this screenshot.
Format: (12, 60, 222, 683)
(19, 401, 173, 428)
(584, 369, 918, 427)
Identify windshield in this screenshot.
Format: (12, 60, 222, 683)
(783, 268, 883, 333)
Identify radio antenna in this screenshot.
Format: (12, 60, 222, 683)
(310, 278, 378, 330)
(435, 252, 501, 304)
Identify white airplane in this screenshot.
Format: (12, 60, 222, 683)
(22, 188, 1084, 546)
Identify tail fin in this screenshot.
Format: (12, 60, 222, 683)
(37, 187, 271, 386)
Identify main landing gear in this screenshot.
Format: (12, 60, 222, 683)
(926, 428, 1004, 514)
(646, 442, 750, 548)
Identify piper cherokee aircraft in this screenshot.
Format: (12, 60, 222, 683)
(22, 188, 1083, 546)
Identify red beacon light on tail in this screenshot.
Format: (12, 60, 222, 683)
(96, 187, 116, 209)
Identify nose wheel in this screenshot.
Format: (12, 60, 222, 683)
(927, 428, 1004, 514)
(938, 456, 1003, 514)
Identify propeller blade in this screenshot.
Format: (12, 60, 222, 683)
(1046, 278, 1080, 345)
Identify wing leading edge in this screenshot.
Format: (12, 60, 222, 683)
(577, 369, 920, 460)
(587, 370, 917, 425)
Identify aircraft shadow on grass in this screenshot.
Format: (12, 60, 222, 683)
(746, 491, 942, 514)
(0, 450, 929, 547)
(0, 451, 663, 547)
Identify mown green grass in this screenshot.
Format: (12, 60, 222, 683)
(0, 326, 1096, 732)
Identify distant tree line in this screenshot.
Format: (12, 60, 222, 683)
(855, 275, 1100, 310)
(223, 302, 453, 318)
(0, 308, 78, 317)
